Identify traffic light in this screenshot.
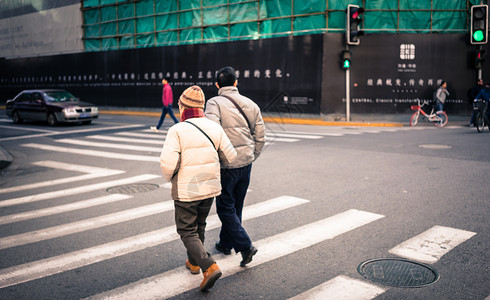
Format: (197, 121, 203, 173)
(475, 48, 486, 69)
(347, 4, 364, 45)
(341, 50, 352, 69)
(470, 5, 488, 45)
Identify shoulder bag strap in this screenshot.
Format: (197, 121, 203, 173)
(220, 94, 254, 135)
(184, 120, 217, 150)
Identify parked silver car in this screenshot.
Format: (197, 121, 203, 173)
(5, 89, 98, 126)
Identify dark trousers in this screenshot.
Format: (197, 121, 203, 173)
(216, 164, 252, 253)
(174, 198, 215, 271)
(157, 104, 179, 129)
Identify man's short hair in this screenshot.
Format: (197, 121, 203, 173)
(216, 66, 236, 87)
(164, 76, 171, 82)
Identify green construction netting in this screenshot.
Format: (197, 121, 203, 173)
(81, 0, 475, 51)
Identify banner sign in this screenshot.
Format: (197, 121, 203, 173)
(0, 35, 323, 115)
(322, 33, 486, 115)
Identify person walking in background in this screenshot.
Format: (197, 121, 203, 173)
(205, 66, 265, 267)
(151, 77, 179, 133)
(160, 85, 237, 291)
(467, 78, 484, 126)
(435, 81, 450, 113)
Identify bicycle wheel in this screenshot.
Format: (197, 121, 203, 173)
(410, 111, 420, 126)
(433, 112, 448, 127)
(476, 112, 485, 133)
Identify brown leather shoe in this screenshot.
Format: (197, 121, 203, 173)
(185, 259, 200, 275)
(200, 263, 222, 291)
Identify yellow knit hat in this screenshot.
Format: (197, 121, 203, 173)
(179, 85, 205, 109)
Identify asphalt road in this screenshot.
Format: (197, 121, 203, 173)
(0, 113, 489, 300)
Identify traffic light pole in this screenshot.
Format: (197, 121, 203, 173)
(345, 54, 350, 122)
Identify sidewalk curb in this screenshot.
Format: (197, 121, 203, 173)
(99, 110, 406, 127)
(0, 147, 13, 170)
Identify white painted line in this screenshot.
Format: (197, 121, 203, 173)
(0, 194, 131, 225)
(389, 225, 476, 264)
(87, 135, 164, 145)
(116, 132, 167, 139)
(289, 275, 387, 300)
(0, 125, 56, 133)
(0, 124, 145, 141)
(0, 196, 309, 288)
(56, 138, 162, 152)
(273, 130, 344, 137)
(267, 132, 323, 139)
(265, 137, 300, 143)
(21, 143, 159, 162)
(0, 201, 174, 250)
(0, 161, 124, 194)
(87, 209, 384, 300)
(0, 174, 160, 208)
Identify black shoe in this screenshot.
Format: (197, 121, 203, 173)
(240, 245, 258, 267)
(215, 242, 231, 255)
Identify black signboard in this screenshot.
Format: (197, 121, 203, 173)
(322, 33, 488, 115)
(0, 35, 323, 115)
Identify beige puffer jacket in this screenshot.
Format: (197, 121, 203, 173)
(205, 87, 265, 169)
(160, 117, 237, 202)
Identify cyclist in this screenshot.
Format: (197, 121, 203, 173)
(474, 82, 490, 120)
(435, 81, 450, 113)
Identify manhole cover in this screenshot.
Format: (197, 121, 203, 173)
(106, 183, 159, 194)
(358, 258, 439, 288)
(418, 144, 452, 149)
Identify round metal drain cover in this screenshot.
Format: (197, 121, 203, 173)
(107, 183, 159, 194)
(358, 258, 439, 288)
(418, 144, 452, 149)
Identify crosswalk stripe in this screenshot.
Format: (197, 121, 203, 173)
(0, 124, 145, 142)
(0, 194, 132, 225)
(21, 143, 159, 162)
(266, 137, 300, 143)
(0, 196, 308, 288)
(267, 132, 323, 139)
(87, 209, 384, 300)
(0, 161, 124, 194)
(116, 132, 167, 139)
(289, 275, 387, 300)
(87, 135, 164, 145)
(388, 225, 476, 264)
(0, 174, 159, 208)
(0, 201, 174, 250)
(56, 138, 162, 152)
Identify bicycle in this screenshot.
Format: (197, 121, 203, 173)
(473, 99, 489, 133)
(410, 99, 448, 127)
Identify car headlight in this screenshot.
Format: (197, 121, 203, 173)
(63, 108, 77, 114)
(92, 107, 98, 112)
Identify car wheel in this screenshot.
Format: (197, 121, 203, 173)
(12, 111, 23, 124)
(47, 113, 58, 126)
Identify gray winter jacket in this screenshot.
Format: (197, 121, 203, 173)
(205, 86, 265, 169)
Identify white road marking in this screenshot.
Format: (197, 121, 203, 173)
(267, 132, 323, 139)
(0, 161, 124, 194)
(289, 275, 387, 300)
(87, 209, 384, 300)
(0, 194, 132, 225)
(0, 201, 175, 250)
(116, 132, 167, 139)
(388, 225, 476, 264)
(21, 143, 159, 162)
(0, 124, 145, 141)
(0, 196, 308, 288)
(265, 137, 300, 143)
(56, 138, 162, 152)
(87, 135, 164, 145)
(0, 174, 160, 208)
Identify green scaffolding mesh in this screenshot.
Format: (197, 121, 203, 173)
(81, 0, 474, 52)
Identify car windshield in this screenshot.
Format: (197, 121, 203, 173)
(44, 91, 78, 102)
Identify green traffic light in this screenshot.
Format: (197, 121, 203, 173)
(473, 30, 484, 42)
(343, 60, 350, 69)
